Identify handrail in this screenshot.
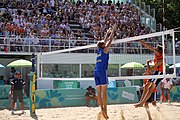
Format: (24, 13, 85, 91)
(131, 0, 156, 32)
(0, 36, 168, 55)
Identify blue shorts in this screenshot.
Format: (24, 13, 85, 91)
(94, 70, 108, 86)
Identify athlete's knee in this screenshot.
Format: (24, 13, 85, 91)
(145, 102, 149, 108)
(144, 82, 152, 89)
(102, 88, 107, 94)
(148, 83, 155, 89)
(97, 90, 101, 95)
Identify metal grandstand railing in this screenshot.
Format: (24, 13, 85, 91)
(0, 36, 164, 55)
(131, 0, 157, 32)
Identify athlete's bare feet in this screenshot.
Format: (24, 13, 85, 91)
(134, 103, 143, 108)
(102, 110, 109, 120)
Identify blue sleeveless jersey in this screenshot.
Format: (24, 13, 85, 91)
(95, 48, 109, 71)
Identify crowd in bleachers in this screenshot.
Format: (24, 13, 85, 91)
(0, 0, 164, 53)
(76, 0, 151, 40)
(0, 0, 71, 38)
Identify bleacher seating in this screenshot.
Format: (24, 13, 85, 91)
(0, 0, 156, 54)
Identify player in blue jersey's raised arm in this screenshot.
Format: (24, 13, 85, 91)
(94, 24, 116, 120)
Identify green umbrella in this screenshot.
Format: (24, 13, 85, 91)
(120, 62, 144, 86)
(0, 64, 5, 68)
(7, 59, 32, 75)
(169, 63, 180, 68)
(120, 62, 144, 69)
(7, 59, 32, 67)
(7, 59, 32, 76)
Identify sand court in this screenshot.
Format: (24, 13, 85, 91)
(0, 103, 179, 120)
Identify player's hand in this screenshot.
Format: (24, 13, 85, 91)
(139, 40, 144, 43)
(107, 28, 112, 34)
(147, 59, 152, 63)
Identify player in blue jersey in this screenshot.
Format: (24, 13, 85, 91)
(94, 24, 116, 120)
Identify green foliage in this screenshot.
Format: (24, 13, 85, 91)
(141, 0, 180, 38)
(142, 0, 180, 30)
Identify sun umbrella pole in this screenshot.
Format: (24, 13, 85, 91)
(133, 68, 134, 86)
(40, 51, 43, 78)
(32, 53, 35, 72)
(21, 67, 22, 77)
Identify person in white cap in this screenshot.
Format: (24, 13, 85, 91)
(160, 77, 173, 104)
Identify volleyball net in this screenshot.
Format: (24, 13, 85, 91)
(36, 29, 176, 82)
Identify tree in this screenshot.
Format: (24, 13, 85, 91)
(142, 0, 180, 30)
(141, 0, 180, 38)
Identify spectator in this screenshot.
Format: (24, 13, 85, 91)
(85, 86, 98, 107)
(10, 67, 17, 78)
(10, 72, 26, 114)
(0, 0, 153, 53)
(160, 77, 173, 104)
(2, 8, 12, 21)
(172, 78, 180, 86)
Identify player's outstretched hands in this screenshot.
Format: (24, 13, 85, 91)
(147, 59, 152, 64)
(107, 28, 112, 34)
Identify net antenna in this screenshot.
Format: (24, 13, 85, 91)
(37, 29, 176, 81)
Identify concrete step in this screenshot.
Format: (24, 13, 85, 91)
(70, 25, 82, 30)
(69, 24, 81, 27)
(69, 20, 78, 24)
(71, 28, 84, 32)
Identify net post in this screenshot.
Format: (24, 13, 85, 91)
(30, 53, 36, 116)
(172, 30, 176, 77)
(37, 53, 40, 80)
(162, 32, 166, 76)
(40, 52, 43, 78)
(79, 64, 82, 78)
(119, 64, 121, 76)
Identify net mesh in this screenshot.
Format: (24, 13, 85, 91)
(37, 29, 176, 82)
